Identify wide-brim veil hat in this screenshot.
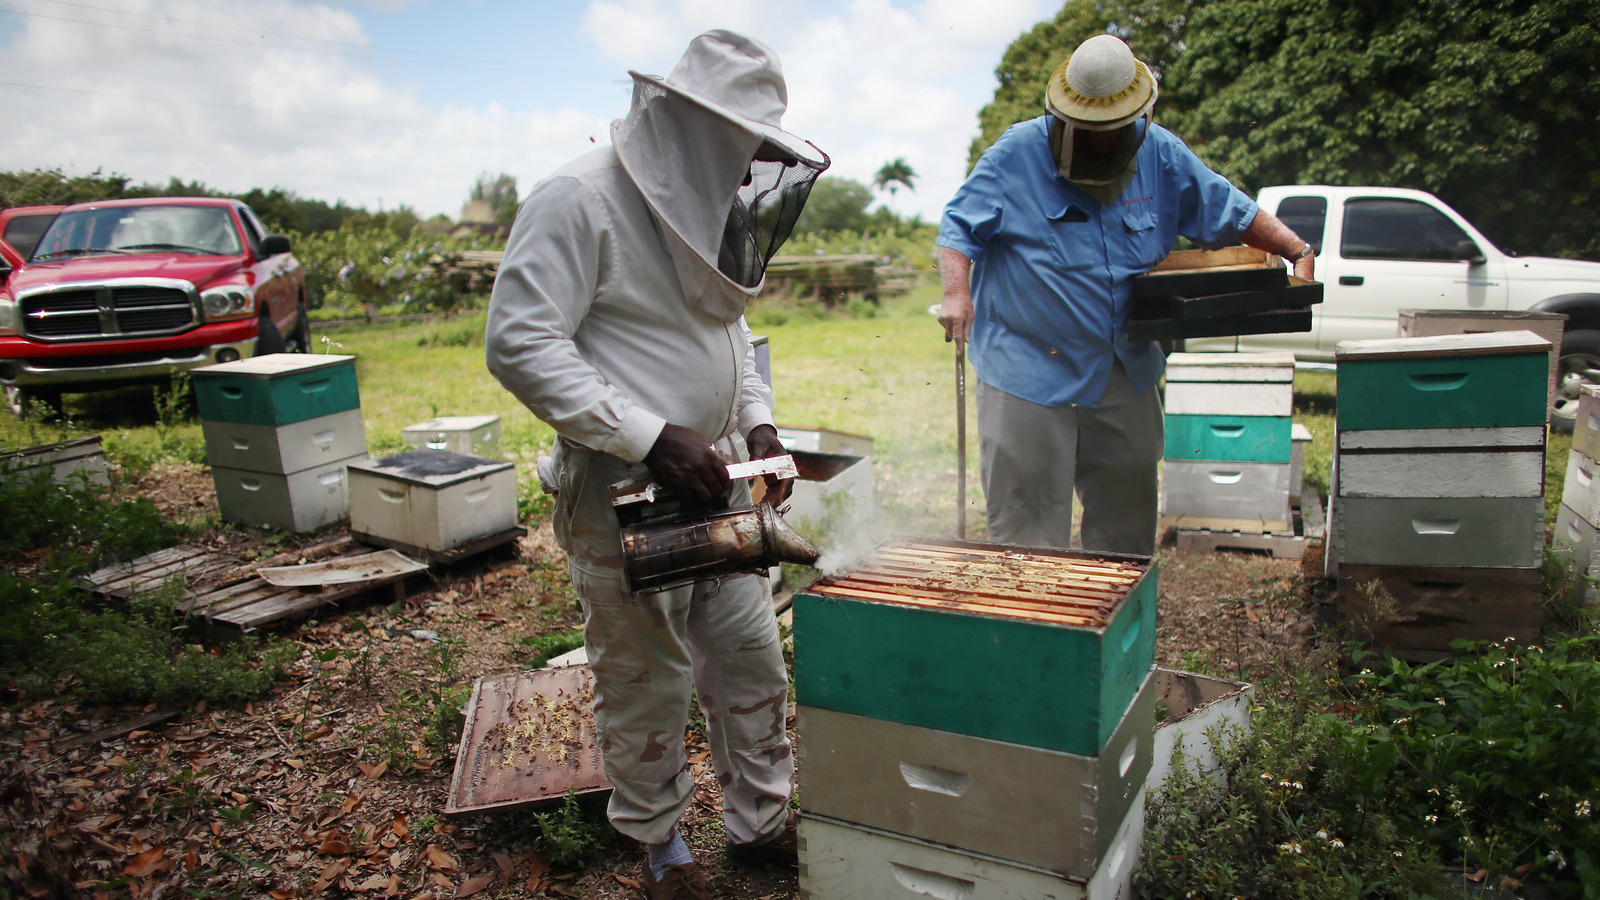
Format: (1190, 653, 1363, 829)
(627, 30, 827, 167)
(1045, 33, 1158, 129)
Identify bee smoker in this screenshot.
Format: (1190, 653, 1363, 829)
(611, 455, 820, 593)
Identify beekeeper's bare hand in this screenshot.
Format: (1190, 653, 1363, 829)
(645, 423, 729, 503)
(938, 246, 974, 349)
(746, 423, 794, 508)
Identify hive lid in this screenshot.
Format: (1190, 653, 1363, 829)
(802, 536, 1150, 629)
(402, 415, 501, 434)
(191, 352, 354, 378)
(1335, 330, 1551, 361)
(347, 448, 512, 486)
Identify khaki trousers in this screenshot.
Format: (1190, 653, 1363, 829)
(550, 440, 793, 846)
(977, 361, 1164, 554)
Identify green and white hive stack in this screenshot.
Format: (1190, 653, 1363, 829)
(192, 353, 366, 533)
(1161, 352, 1298, 533)
(1552, 383, 1600, 605)
(791, 537, 1157, 900)
(1331, 331, 1551, 657)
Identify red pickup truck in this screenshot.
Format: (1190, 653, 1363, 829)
(0, 197, 309, 416)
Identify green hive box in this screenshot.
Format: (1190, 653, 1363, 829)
(192, 353, 360, 427)
(793, 537, 1157, 757)
(1334, 332, 1549, 432)
(1164, 413, 1292, 463)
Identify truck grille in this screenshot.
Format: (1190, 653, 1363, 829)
(21, 285, 197, 341)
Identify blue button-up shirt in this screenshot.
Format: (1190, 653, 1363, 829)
(938, 116, 1258, 408)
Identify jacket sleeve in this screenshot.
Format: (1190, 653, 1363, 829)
(735, 317, 775, 438)
(484, 176, 666, 462)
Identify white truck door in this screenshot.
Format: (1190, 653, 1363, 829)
(1319, 196, 1509, 351)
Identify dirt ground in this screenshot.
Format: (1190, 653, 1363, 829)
(1, 462, 1331, 899)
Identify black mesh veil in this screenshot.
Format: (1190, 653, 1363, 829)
(718, 150, 830, 288)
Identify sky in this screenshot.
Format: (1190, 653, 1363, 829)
(0, 0, 1061, 225)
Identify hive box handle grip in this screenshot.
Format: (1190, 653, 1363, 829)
(379, 488, 405, 503)
(1209, 424, 1245, 438)
(221, 386, 243, 399)
(1412, 519, 1462, 535)
(1118, 736, 1139, 779)
(1408, 372, 1468, 392)
(464, 487, 492, 503)
(898, 762, 970, 797)
(889, 863, 975, 900)
(299, 378, 330, 395)
(1208, 470, 1244, 485)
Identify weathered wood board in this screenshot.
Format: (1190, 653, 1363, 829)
(1338, 564, 1542, 659)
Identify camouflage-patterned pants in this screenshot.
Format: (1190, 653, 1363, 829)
(551, 440, 793, 847)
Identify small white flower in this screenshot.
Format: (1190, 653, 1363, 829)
(1360, 668, 1373, 675)
(1436, 697, 1446, 706)
(1487, 740, 1496, 746)
(1451, 800, 1466, 813)
(1578, 800, 1593, 819)
(1293, 781, 1305, 791)
(1539, 792, 1550, 800)
(1425, 815, 1438, 824)
(1394, 850, 1404, 858)
(1428, 787, 1441, 796)
(1331, 840, 1345, 849)
(1316, 830, 1329, 840)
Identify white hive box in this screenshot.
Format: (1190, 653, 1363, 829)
(796, 669, 1154, 880)
(202, 409, 367, 475)
(798, 797, 1143, 900)
(1160, 459, 1292, 532)
(1163, 351, 1296, 417)
(1574, 384, 1600, 462)
(783, 449, 874, 531)
(348, 449, 517, 553)
(211, 456, 358, 532)
(1290, 422, 1312, 505)
(1147, 668, 1254, 792)
(0, 436, 110, 487)
(402, 415, 503, 459)
(1552, 504, 1600, 605)
(776, 426, 875, 459)
(1335, 426, 1546, 500)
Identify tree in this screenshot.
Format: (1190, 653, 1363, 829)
(468, 172, 519, 224)
(793, 176, 875, 233)
(872, 158, 918, 200)
(976, 0, 1600, 259)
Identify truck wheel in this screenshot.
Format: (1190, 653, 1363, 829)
(254, 313, 287, 357)
(288, 301, 311, 353)
(1553, 329, 1600, 432)
(5, 385, 62, 419)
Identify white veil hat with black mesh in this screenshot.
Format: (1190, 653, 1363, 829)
(613, 29, 829, 320)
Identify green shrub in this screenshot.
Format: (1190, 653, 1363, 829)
(533, 789, 612, 870)
(0, 466, 187, 566)
(519, 629, 585, 668)
(1350, 634, 1600, 890)
(1137, 670, 1442, 900)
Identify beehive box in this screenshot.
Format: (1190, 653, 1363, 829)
(0, 435, 110, 487)
(1128, 248, 1320, 342)
(1334, 332, 1550, 432)
(776, 426, 874, 458)
(1148, 668, 1254, 793)
(1163, 352, 1296, 418)
(1335, 426, 1545, 500)
(784, 449, 873, 529)
(192, 353, 359, 427)
(1551, 504, 1600, 605)
(1159, 460, 1293, 532)
(797, 669, 1153, 879)
(792, 537, 1156, 756)
(211, 456, 358, 532)
(1338, 564, 1543, 659)
(347, 449, 517, 553)
(1164, 414, 1292, 464)
(1398, 308, 1564, 412)
(798, 797, 1143, 900)
(201, 408, 367, 475)
(402, 415, 502, 459)
(1333, 496, 1544, 569)
(1573, 384, 1600, 462)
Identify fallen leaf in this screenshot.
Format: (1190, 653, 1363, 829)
(382, 874, 401, 897)
(614, 874, 642, 889)
(493, 853, 513, 883)
(317, 837, 352, 856)
(342, 794, 361, 814)
(312, 858, 350, 894)
(124, 846, 167, 877)
(425, 845, 459, 872)
(351, 873, 389, 892)
(524, 851, 549, 883)
(284, 759, 306, 770)
(209, 821, 222, 836)
(306, 726, 333, 741)
(357, 761, 388, 780)
(267, 891, 296, 899)
(455, 874, 494, 897)
(184, 850, 199, 873)
(391, 814, 409, 839)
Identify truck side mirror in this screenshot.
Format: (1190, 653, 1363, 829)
(1456, 239, 1486, 264)
(260, 234, 292, 257)
(0, 263, 11, 281)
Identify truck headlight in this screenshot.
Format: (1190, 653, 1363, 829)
(0, 299, 16, 336)
(200, 285, 255, 319)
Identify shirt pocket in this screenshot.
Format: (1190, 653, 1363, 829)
(1045, 203, 1099, 271)
(1121, 206, 1166, 270)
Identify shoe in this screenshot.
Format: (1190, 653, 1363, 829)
(640, 860, 710, 900)
(725, 809, 799, 866)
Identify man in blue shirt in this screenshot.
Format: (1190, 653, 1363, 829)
(937, 34, 1315, 555)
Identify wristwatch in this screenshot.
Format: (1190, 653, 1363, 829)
(1291, 244, 1315, 261)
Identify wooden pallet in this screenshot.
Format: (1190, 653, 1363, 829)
(1171, 485, 1325, 559)
(83, 535, 422, 638)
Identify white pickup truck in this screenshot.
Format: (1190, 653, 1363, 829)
(1184, 185, 1600, 429)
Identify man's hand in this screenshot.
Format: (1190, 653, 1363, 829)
(938, 246, 975, 350)
(745, 423, 794, 508)
(644, 423, 729, 503)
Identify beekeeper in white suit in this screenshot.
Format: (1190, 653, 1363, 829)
(485, 30, 826, 899)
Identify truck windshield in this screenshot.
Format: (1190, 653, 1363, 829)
(32, 205, 242, 261)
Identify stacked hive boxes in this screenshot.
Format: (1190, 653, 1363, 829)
(1332, 332, 1550, 656)
(791, 537, 1156, 899)
(1161, 352, 1297, 533)
(193, 354, 366, 532)
(402, 415, 503, 459)
(1552, 384, 1600, 605)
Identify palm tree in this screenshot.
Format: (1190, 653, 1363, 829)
(872, 158, 917, 201)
